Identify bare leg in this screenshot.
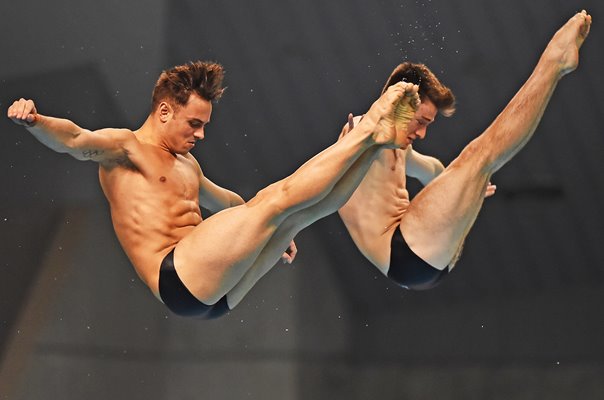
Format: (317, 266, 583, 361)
(174, 83, 418, 304)
(227, 145, 384, 307)
(399, 11, 592, 269)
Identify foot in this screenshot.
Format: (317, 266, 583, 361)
(544, 10, 592, 77)
(359, 82, 420, 148)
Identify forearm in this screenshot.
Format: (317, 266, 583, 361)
(26, 115, 83, 153)
(200, 188, 245, 214)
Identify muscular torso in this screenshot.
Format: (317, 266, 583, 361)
(98, 135, 203, 293)
(339, 147, 411, 271)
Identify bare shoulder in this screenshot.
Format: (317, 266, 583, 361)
(405, 144, 430, 161)
(81, 127, 140, 167)
(180, 152, 204, 181)
(183, 152, 202, 170)
(92, 127, 137, 144)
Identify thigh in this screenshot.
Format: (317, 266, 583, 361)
(400, 162, 490, 269)
(173, 201, 281, 304)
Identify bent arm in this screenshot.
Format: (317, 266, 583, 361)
(199, 173, 245, 214)
(405, 146, 445, 186)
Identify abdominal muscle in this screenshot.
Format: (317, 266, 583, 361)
(339, 148, 410, 272)
(111, 201, 201, 295)
(99, 156, 203, 296)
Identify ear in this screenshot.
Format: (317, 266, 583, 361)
(158, 101, 172, 123)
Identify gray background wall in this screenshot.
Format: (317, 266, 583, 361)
(1, 0, 604, 399)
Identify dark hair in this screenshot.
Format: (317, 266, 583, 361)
(151, 61, 225, 112)
(382, 62, 456, 117)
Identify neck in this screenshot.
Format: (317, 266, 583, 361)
(135, 115, 173, 154)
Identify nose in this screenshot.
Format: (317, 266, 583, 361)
(415, 126, 427, 140)
(194, 127, 205, 140)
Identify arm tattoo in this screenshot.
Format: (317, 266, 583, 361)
(82, 149, 104, 158)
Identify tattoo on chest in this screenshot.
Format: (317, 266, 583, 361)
(82, 149, 104, 158)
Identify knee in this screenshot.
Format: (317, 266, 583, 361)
(451, 138, 494, 175)
(249, 181, 289, 216)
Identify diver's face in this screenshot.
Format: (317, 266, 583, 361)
(167, 94, 212, 153)
(403, 97, 438, 147)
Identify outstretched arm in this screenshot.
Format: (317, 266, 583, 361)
(7, 98, 134, 163)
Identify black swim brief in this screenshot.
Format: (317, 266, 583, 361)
(387, 227, 449, 290)
(158, 249, 230, 319)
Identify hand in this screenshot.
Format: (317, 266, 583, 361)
(485, 182, 497, 198)
(281, 240, 297, 264)
(7, 98, 38, 127)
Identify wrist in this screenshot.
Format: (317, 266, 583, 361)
(25, 114, 42, 129)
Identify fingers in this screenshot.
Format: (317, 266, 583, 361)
(485, 183, 497, 198)
(281, 240, 298, 264)
(409, 84, 421, 109)
(347, 113, 354, 131)
(583, 12, 592, 37)
(7, 98, 37, 126)
(388, 82, 419, 97)
(288, 240, 298, 261)
(576, 9, 592, 38)
(387, 82, 420, 109)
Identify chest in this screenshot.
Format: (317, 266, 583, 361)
(373, 149, 407, 178)
(101, 152, 200, 201)
(152, 156, 199, 200)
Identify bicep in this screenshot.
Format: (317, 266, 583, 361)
(69, 128, 133, 162)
